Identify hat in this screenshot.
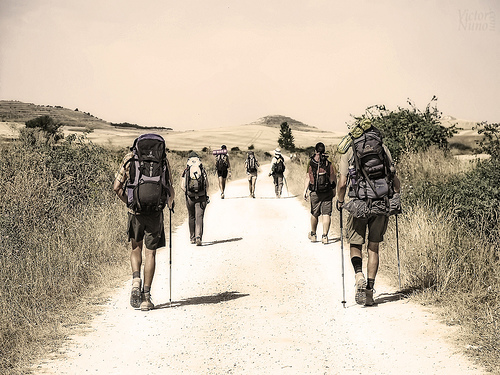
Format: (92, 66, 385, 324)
(188, 151, 199, 158)
(274, 148, 281, 155)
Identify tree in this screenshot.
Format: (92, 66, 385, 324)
(278, 121, 295, 151)
(25, 115, 63, 142)
(353, 97, 457, 161)
(474, 122, 500, 160)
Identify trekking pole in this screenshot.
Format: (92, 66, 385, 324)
(340, 207, 346, 308)
(283, 175, 289, 197)
(395, 214, 401, 292)
(169, 207, 173, 307)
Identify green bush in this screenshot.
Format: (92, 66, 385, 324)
(354, 98, 457, 161)
(24, 115, 63, 142)
(0, 134, 128, 372)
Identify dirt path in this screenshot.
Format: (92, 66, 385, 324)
(34, 167, 484, 374)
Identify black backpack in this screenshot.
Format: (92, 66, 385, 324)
(349, 127, 394, 200)
(125, 134, 170, 212)
(309, 154, 333, 193)
(185, 159, 207, 199)
(246, 155, 257, 173)
(216, 154, 229, 172)
(273, 156, 285, 174)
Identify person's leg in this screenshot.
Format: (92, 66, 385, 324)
(194, 199, 205, 245)
(321, 214, 331, 243)
(273, 175, 279, 197)
(347, 214, 368, 305)
(143, 248, 156, 290)
(130, 239, 143, 308)
(278, 175, 283, 197)
(366, 241, 380, 287)
(221, 177, 226, 197)
(130, 239, 143, 275)
(141, 247, 156, 311)
(251, 176, 257, 197)
(308, 192, 320, 241)
(365, 215, 388, 292)
(186, 196, 196, 243)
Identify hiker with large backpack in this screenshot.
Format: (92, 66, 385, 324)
(113, 134, 175, 311)
(336, 119, 401, 306)
(303, 142, 337, 245)
(245, 151, 260, 198)
(214, 145, 231, 199)
(269, 148, 286, 198)
(181, 151, 209, 246)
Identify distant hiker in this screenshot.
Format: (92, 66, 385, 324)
(181, 151, 209, 246)
(245, 151, 260, 198)
(214, 145, 230, 199)
(303, 142, 337, 244)
(336, 120, 401, 306)
(269, 148, 286, 198)
(113, 134, 175, 311)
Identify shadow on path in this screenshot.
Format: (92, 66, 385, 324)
(155, 291, 249, 310)
(374, 291, 407, 305)
(202, 237, 243, 246)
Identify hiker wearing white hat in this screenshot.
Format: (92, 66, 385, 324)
(269, 148, 286, 198)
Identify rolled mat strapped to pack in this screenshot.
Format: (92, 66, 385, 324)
(343, 193, 402, 219)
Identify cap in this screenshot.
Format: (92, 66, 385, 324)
(274, 148, 281, 155)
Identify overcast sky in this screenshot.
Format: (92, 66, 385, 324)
(0, 0, 498, 132)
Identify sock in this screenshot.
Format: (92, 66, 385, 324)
(351, 256, 362, 274)
(367, 278, 375, 290)
(132, 271, 140, 279)
(143, 285, 151, 294)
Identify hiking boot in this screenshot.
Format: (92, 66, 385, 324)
(322, 235, 328, 244)
(190, 238, 196, 244)
(130, 278, 142, 308)
(140, 292, 154, 311)
(308, 232, 316, 242)
(354, 272, 367, 305)
(365, 289, 375, 306)
(221, 192, 225, 199)
(196, 237, 202, 246)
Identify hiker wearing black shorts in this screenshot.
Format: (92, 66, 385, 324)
(269, 148, 285, 198)
(215, 145, 230, 199)
(113, 135, 175, 311)
(181, 151, 209, 246)
(303, 142, 337, 245)
(336, 121, 401, 306)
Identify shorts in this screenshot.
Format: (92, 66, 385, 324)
(310, 191, 334, 217)
(127, 211, 166, 250)
(247, 171, 257, 181)
(347, 213, 389, 245)
(217, 169, 228, 178)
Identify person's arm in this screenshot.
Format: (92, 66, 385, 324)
(303, 165, 312, 199)
(393, 174, 401, 193)
(337, 174, 347, 203)
(113, 154, 130, 204)
(269, 158, 276, 176)
(113, 178, 127, 204)
(329, 161, 337, 187)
